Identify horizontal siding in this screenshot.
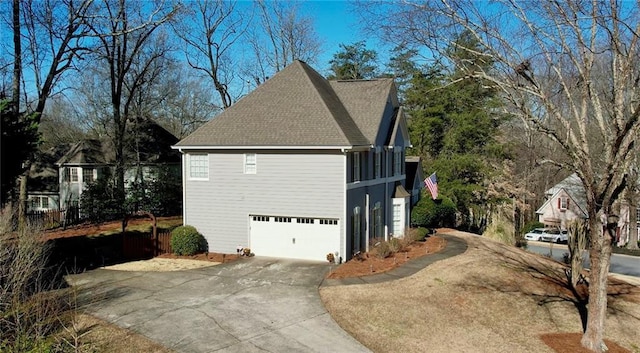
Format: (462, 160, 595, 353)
(184, 151, 345, 254)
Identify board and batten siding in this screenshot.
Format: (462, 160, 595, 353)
(183, 150, 346, 255)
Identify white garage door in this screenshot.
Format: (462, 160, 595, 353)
(249, 215, 340, 261)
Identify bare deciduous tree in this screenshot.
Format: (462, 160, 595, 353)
(171, 0, 246, 109)
(86, 0, 176, 209)
(243, 0, 322, 86)
(357, 1, 640, 351)
(2, 0, 92, 216)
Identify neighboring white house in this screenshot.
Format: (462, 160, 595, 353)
(537, 173, 639, 245)
(174, 60, 415, 262)
(536, 174, 588, 230)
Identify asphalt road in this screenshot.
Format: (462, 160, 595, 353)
(527, 242, 640, 277)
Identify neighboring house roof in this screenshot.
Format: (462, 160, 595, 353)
(176, 60, 397, 148)
(28, 144, 73, 193)
(545, 173, 587, 211)
(57, 139, 110, 165)
(536, 187, 588, 218)
(57, 118, 180, 166)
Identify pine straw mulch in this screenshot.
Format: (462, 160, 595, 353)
(326, 235, 446, 279)
(156, 251, 241, 264)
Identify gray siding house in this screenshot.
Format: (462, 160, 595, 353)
(57, 118, 180, 210)
(174, 60, 412, 262)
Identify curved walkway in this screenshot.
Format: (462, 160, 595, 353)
(321, 234, 468, 287)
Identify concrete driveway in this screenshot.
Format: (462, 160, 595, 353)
(67, 257, 370, 353)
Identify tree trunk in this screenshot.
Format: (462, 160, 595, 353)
(629, 198, 638, 249)
(581, 216, 613, 352)
(17, 174, 27, 228)
(12, 0, 21, 113)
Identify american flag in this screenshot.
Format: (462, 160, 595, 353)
(424, 172, 438, 200)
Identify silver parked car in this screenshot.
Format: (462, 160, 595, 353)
(524, 228, 562, 242)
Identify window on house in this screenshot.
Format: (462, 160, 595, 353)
(393, 204, 401, 235)
(320, 219, 338, 225)
(30, 198, 39, 210)
(252, 215, 270, 222)
(353, 206, 361, 253)
(394, 150, 402, 176)
(83, 168, 95, 183)
(353, 152, 361, 182)
(41, 197, 49, 209)
(297, 218, 314, 224)
(70, 168, 79, 182)
(244, 153, 257, 174)
(373, 202, 383, 239)
(275, 217, 291, 223)
(559, 197, 568, 210)
(374, 151, 381, 179)
(189, 154, 209, 180)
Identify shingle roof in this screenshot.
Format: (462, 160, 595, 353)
(329, 79, 395, 143)
(57, 139, 109, 165)
(57, 118, 180, 166)
(176, 60, 394, 148)
(546, 173, 587, 211)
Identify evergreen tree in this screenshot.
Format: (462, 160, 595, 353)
(328, 41, 378, 80)
(405, 32, 511, 231)
(0, 99, 40, 205)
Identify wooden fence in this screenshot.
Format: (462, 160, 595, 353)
(122, 231, 172, 260)
(26, 207, 80, 229)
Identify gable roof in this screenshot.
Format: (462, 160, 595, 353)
(536, 187, 588, 218)
(176, 60, 396, 148)
(57, 118, 180, 166)
(28, 144, 73, 193)
(57, 139, 110, 165)
(545, 173, 587, 211)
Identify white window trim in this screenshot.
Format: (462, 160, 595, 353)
(70, 167, 79, 183)
(244, 153, 257, 174)
(82, 167, 96, 183)
(188, 154, 209, 181)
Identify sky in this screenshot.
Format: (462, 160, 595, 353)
(292, 1, 392, 75)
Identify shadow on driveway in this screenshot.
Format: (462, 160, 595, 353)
(67, 257, 371, 353)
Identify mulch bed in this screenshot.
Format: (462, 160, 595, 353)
(157, 251, 241, 264)
(326, 236, 447, 279)
(541, 333, 631, 353)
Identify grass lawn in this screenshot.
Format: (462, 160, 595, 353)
(320, 231, 640, 353)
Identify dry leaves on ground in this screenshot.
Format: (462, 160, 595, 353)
(320, 231, 640, 353)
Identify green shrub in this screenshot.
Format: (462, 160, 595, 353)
(411, 196, 457, 228)
(170, 225, 208, 256)
(80, 170, 125, 222)
(416, 227, 429, 241)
